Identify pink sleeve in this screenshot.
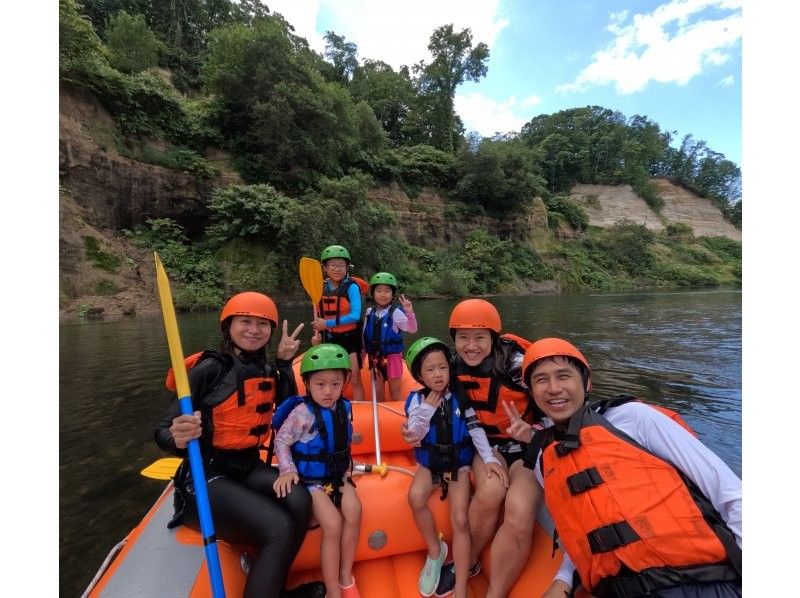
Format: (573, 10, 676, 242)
(274, 404, 313, 475)
(393, 309, 417, 333)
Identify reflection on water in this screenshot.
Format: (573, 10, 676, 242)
(60, 289, 741, 596)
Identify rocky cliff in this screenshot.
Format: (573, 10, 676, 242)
(569, 181, 741, 241)
(59, 84, 741, 319)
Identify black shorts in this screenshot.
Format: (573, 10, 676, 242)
(491, 440, 527, 468)
(325, 329, 363, 368)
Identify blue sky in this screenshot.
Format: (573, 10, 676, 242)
(268, 0, 742, 166)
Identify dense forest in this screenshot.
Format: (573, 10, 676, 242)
(60, 0, 742, 310)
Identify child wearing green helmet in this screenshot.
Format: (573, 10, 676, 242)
(403, 337, 508, 598)
(363, 271, 417, 402)
(312, 245, 366, 403)
(272, 344, 362, 598)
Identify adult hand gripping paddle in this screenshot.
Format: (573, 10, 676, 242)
(154, 253, 225, 597)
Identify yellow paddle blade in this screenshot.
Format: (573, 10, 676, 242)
(141, 457, 183, 480)
(299, 257, 324, 305)
(154, 253, 190, 398)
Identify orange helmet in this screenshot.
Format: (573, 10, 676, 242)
(522, 337, 591, 391)
(448, 299, 502, 333)
(220, 292, 279, 327)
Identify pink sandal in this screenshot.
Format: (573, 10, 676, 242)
(339, 575, 361, 598)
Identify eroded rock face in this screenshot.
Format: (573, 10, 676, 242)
(366, 182, 547, 246)
(59, 84, 242, 237)
(569, 181, 740, 241)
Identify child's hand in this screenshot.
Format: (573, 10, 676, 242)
(399, 294, 413, 312)
(311, 317, 328, 332)
(424, 391, 443, 409)
(273, 472, 299, 498)
(400, 421, 421, 447)
(310, 329, 322, 346)
(485, 460, 509, 488)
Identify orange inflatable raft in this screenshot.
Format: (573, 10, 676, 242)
(84, 360, 562, 597)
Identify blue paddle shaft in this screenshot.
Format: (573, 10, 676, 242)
(180, 395, 226, 598)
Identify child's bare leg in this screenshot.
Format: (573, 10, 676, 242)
(449, 474, 472, 598)
(387, 376, 403, 402)
(408, 467, 441, 557)
(349, 353, 364, 402)
(373, 367, 386, 402)
(313, 490, 343, 598)
(338, 481, 362, 585)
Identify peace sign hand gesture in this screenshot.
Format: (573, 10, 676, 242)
(502, 400, 535, 443)
(399, 294, 413, 312)
(276, 320, 304, 360)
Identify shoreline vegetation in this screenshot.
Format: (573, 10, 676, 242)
(59, 1, 741, 319)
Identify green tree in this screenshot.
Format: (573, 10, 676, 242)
(202, 18, 383, 187)
(350, 60, 416, 146)
(105, 11, 161, 73)
(322, 31, 358, 85)
(454, 138, 546, 214)
(413, 24, 489, 152)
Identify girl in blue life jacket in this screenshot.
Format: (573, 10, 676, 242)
(363, 271, 417, 402)
(403, 337, 508, 598)
(272, 344, 362, 598)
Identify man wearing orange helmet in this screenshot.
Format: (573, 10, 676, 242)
(510, 337, 741, 598)
(431, 299, 545, 598)
(155, 292, 319, 597)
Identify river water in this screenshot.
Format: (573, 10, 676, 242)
(60, 289, 741, 596)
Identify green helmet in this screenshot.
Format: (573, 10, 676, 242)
(300, 343, 351, 375)
(320, 245, 351, 264)
(405, 336, 451, 381)
(369, 272, 398, 293)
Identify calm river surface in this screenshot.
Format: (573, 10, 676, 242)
(60, 289, 741, 596)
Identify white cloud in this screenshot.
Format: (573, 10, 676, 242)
(265, 0, 326, 51)
(265, 0, 509, 69)
(455, 92, 539, 137)
(558, 0, 742, 95)
(718, 75, 735, 86)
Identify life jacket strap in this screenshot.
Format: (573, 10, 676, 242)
(258, 380, 273, 391)
(596, 574, 656, 598)
(567, 467, 604, 495)
(587, 521, 640, 554)
(249, 423, 270, 436)
(255, 401, 273, 413)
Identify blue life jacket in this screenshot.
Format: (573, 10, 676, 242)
(272, 395, 352, 484)
(404, 389, 474, 477)
(363, 304, 405, 356)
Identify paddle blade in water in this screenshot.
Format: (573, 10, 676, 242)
(299, 257, 324, 305)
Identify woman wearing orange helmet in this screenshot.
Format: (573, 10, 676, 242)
(155, 292, 320, 597)
(430, 299, 545, 598)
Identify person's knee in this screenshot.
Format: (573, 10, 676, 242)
(472, 481, 506, 511)
(502, 501, 535, 537)
(258, 511, 295, 545)
(320, 511, 343, 537)
(343, 497, 362, 523)
(408, 487, 428, 511)
(450, 507, 469, 532)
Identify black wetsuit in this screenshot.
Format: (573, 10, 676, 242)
(155, 351, 311, 598)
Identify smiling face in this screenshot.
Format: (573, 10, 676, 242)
(419, 349, 450, 393)
(324, 258, 348, 284)
(228, 315, 272, 353)
(528, 357, 586, 425)
(453, 328, 493, 367)
(372, 284, 394, 307)
(307, 369, 347, 408)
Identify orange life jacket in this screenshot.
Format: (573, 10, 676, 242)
(318, 278, 359, 334)
(456, 333, 532, 442)
(165, 351, 276, 451)
(532, 400, 740, 595)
